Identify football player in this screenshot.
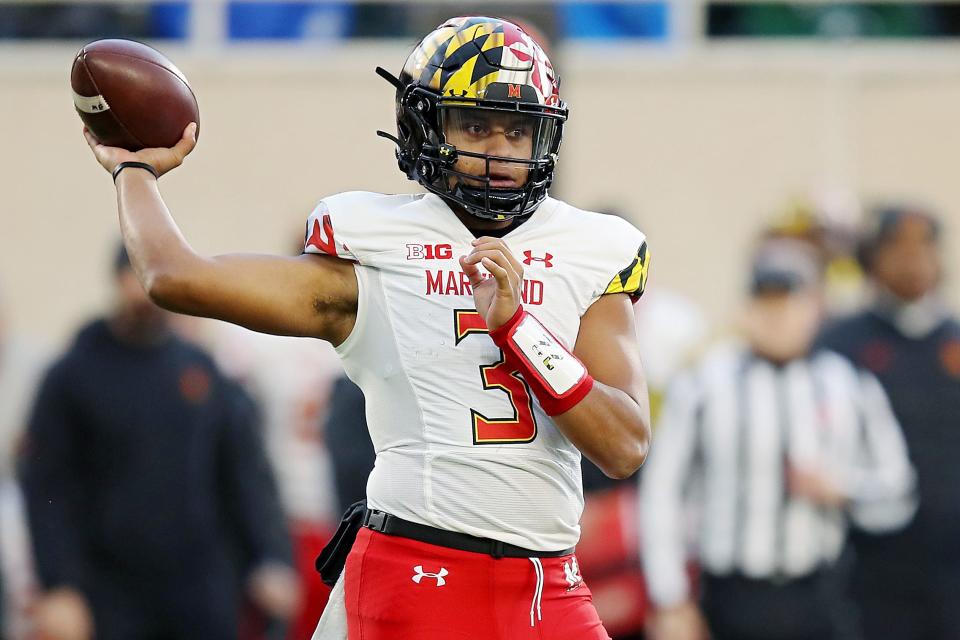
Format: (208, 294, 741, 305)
(83, 16, 651, 639)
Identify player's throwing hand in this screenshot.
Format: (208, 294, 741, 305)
(83, 122, 197, 177)
(459, 236, 524, 331)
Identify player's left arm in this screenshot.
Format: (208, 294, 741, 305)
(462, 237, 651, 479)
(559, 292, 651, 479)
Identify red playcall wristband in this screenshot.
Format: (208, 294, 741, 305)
(488, 306, 594, 416)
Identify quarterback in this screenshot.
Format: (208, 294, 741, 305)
(84, 16, 651, 640)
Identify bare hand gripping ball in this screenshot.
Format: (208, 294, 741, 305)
(71, 39, 199, 151)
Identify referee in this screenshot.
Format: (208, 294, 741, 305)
(641, 240, 916, 640)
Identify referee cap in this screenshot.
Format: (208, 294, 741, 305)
(750, 239, 822, 295)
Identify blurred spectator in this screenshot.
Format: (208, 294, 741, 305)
(764, 193, 866, 317)
(577, 282, 706, 640)
(0, 285, 48, 638)
(324, 376, 374, 516)
(194, 318, 344, 640)
(819, 205, 960, 640)
(173, 231, 347, 639)
(641, 239, 915, 640)
(18, 245, 297, 640)
(634, 288, 708, 420)
(0, 4, 184, 39)
(574, 207, 707, 639)
(200, 316, 342, 527)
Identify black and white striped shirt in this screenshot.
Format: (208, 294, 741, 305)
(640, 343, 916, 607)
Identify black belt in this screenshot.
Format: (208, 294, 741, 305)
(362, 509, 574, 559)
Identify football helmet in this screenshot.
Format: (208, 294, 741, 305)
(377, 16, 568, 220)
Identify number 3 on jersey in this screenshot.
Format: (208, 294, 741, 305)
(454, 309, 538, 445)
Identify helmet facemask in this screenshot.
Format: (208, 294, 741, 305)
(423, 100, 562, 220)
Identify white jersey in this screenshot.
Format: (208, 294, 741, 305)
(303, 192, 648, 551)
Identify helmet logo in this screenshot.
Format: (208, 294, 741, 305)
(507, 84, 522, 99)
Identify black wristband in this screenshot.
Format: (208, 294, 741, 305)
(112, 161, 159, 183)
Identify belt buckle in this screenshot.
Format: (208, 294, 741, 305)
(365, 510, 388, 532)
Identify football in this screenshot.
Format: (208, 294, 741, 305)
(71, 39, 199, 151)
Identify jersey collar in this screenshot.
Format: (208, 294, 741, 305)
(423, 193, 558, 242)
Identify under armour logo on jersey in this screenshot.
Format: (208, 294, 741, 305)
(523, 250, 554, 268)
(412, 565, 448, 586)
(563, 557, 583, 591)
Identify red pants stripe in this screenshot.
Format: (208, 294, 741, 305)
(345, 528, 611, 639)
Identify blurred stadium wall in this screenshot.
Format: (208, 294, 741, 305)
(3, 1, 960, 346)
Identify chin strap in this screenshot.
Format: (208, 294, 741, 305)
(489, 306, 594, 416)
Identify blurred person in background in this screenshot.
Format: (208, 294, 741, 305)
(18, 245, 298, 640)
(0, 285, 48, 639)
(0, 5, 147, 38)
(192, 315, 344, 640)
(323, 376, 374, 516)
(641, 239, 916, 640)
(818, 205, 960, 640)
(575, 207, 708, 639)
(764, 193, 866, 318)
(171, 230, 347, 640)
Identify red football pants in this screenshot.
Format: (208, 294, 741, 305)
(344, 528, 611, 640)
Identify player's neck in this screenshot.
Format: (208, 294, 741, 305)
(451, 205, 522, 239)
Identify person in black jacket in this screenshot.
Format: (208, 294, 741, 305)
(19, 246, 297, 640)
(819, 205, 960, 640)
(324, 376, 375, 516)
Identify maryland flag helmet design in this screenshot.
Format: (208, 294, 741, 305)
(376, 16, 568, 220)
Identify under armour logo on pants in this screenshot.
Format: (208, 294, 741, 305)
(412, 565, 449, 586)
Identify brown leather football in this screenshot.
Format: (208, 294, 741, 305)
(71, 39, 199, 151)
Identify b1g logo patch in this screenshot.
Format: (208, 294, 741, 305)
(407, 243, 453, 260)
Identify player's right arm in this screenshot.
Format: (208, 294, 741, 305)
(84, 124, 358, 345)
